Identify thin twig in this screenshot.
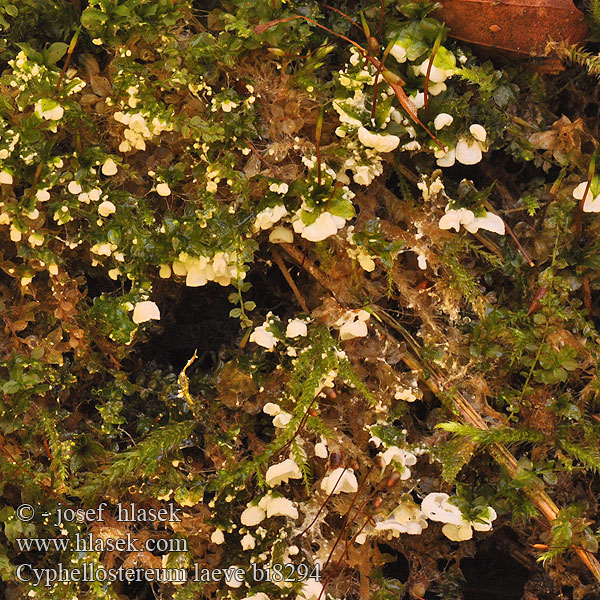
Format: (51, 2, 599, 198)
(56, 26, 82, 93)
(271, 247, 310, 313)
(296, 467, 348, 537)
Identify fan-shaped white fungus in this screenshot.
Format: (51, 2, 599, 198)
(0, 171, 13, 185)
(240, 505, 266, 526)
(286, 319, 308, 338)
(434, 113, 454, 130)
(357, 127, 400, 153)
(98, 200, 116, 217)
(320, 467, 359, 494)
(249, 325, 278, 350)
(265, 458, 303, 487)
(132, 300, 161, 324)
(469, 124, 487, 142)
(420, 492, 464, 525)
(241, 533, 256, 550)
(442, 522, 473, 541)
(101, 158, 118, 176)
(455, 138, 483, 165)
(573, 181, 600, 212)
(294, 211, 346, 242)
(269, 226, 294, 244)
(210, 528, 225, 544)
(272, 411, 292, 428)
(258, 494, 298, 519)
(156, 182, 171, 196)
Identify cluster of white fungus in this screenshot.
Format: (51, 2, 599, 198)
(113, 110, 174, 153)
(420, 492, 497, 542)
(334, 309, 371, 340)
(263, 402, 292, 428)
(435, 124, 488, 167)
(165, 251, 244, 287)
(439, 205, 505, 235)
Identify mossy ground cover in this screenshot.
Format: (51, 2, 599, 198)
(0, 1, 600, 599)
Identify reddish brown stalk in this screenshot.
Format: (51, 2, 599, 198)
(423, 44, 440, 123)
(318, 511, 375, 600)
(271, 247, 310, 313)
(273, 396, 319, 459)
(369, 42, 390, 122)
(527, 287, 548, 317)
(254, 16, 445, 148)
(323, 463, 374, 570)
(56, 26, 81, 93)
(387, 80, 445, 151)
(316, 108, 324, 187)
(296, 467, 349, 537)
(583, 272, 592, 313)
(341, 471, 399, 555)
(575, 177, 593, 241)
(321, 4, 363, 32)
(43, 438, 54, 461)
(502, 217, 535, 267)
(245, 140, 282, 177)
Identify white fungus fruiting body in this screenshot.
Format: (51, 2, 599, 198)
(455, 138, 483, 165)
(68, 181, 82, 194)
(434, 113, 454, 130)
(420, 492, 464, 525)
(375, 501, 428, 537)
(320, 467, 358, 494)
(272, 411, 292, 428)
(336, 309, 370, 340)
(34, 98, 64, 121)
(102, 158, 118, 176)
(435, 147, 456, 167)
(389, 42, 407, 63)
(156, 182, 171, 196)
(469, 123, 487, 142)
(240, 505, 266, 527)
(254, 205, 288, 231)
(379, 446, 417, 479)
(98, 200, 116, 217)
(269, 226, 294, 244)
(573, 181, 600, 212)
(294, 211, 346, 242)
(241, 533, 256, 550)
(132, 300, 161, 324)
(286, 319, 308, 338)
(357, 127, 400, 153)
(263, 403, 281, 416)
(265, 458, 303, 487)
(439, 207, 505, 235)
(314, 440, 328, 459)
(258, 494, 298, 519)
(249, 324, 278, 350)
(442, 522, 473, 542)
(210, 528, 225, 544)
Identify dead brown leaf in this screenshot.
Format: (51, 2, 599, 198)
(436, 0, 588, 57)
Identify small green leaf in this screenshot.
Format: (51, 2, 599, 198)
(45, 42, 68, 66)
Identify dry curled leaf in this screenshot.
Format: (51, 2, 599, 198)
(437, 0, 588, 57)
